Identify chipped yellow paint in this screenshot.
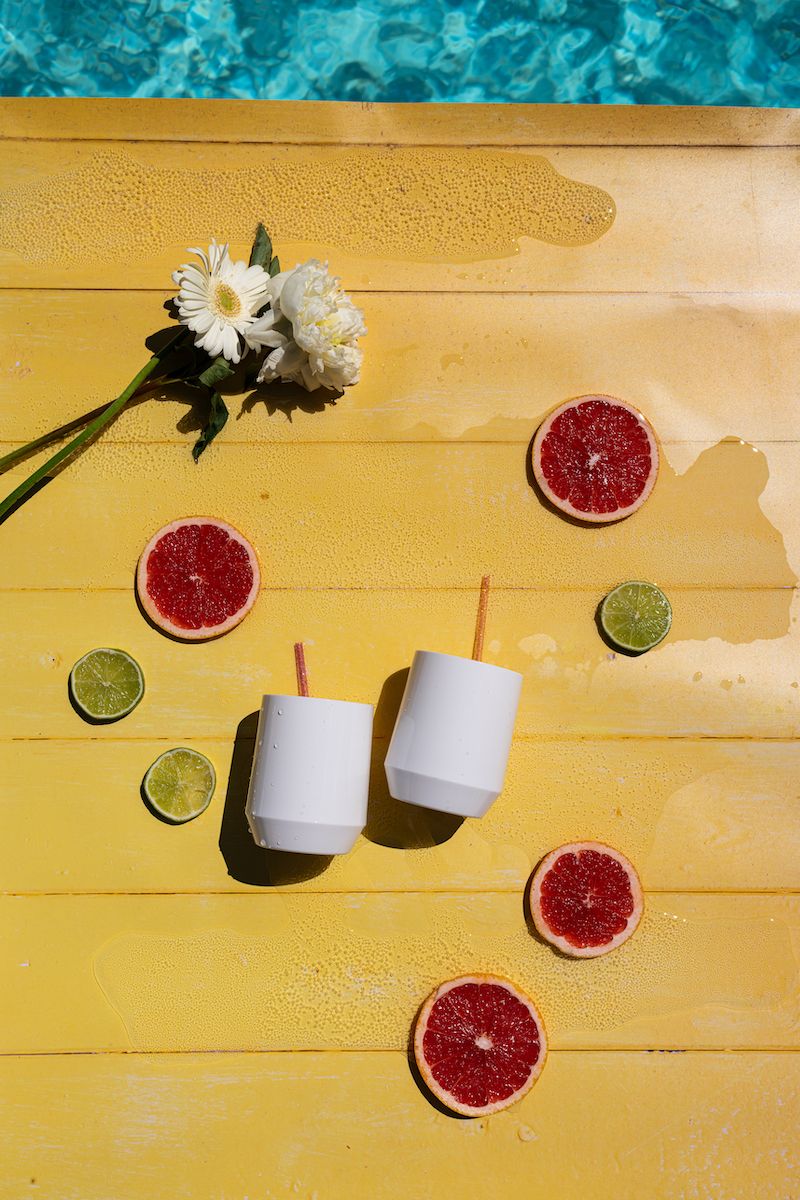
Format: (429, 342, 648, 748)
(1, 100, 799, 1198)
(0, 441, 796, 589)
(2, 1051, 797, 1200)
(4, 97, 799, 144)
(5, 291, 800, 446)
(2, 590, 799, 741)
(3, 737, 799, 893)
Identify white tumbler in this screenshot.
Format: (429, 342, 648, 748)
(246, 694, 374, 855)
(384, 650, 523, 819)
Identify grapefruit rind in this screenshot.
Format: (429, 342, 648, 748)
(527, 840, 644, 959)
(136, 516, 260, 641)
(531, 394, 659, 524)
(413, 973, 548, 1117)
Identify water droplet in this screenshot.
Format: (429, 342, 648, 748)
(517, 1125, 537, 1142)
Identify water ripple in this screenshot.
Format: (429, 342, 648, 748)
(0, 0, 798, 105)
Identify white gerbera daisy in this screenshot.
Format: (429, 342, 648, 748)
(173, 241, 271, 364)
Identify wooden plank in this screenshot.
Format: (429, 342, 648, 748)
(2, 590, 797, 741)
(3, 98, 800, 146)
(0, 442, 796, 590)
(1, 142, 798, 293)
(2, 1051, 798, 1200)
(5, 290, 800, 445)
(3, 738, 799, 895)
(2, 893, 798, 1052)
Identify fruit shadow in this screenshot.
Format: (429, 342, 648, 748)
(363, 669, 464, 851)
(133, 577, 249, 645)
(217, 711, 333, 887)
(405, 1006, 473, 1120)
(524, 431, 631, 530)
(140, 781, 186, 825)
(593, 599, 641, 659)
(522, 860, 587, 963)
(67, 683, 126, 727)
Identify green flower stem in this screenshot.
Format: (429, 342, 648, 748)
(0, 402, 115, 474)
(0, 327, 187, 522)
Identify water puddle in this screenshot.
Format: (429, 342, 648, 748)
(0, 146, 615, 266)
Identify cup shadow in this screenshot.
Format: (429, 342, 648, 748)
(217, 711, 333, 887)
(364, 668, 464, 851)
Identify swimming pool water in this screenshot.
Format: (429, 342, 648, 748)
(1, 0, 798, 106)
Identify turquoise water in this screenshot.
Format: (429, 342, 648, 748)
(1, 0, 798, 105)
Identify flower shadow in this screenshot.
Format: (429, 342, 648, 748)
(239, 381, 341, 424)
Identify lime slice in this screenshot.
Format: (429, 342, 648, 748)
(600, 581, 672, 653)
(69, 648, 144, 721)
(143, 748, 216, 823)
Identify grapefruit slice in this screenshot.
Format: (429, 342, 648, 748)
(528, 841, 643, 958)
(137, 517, 260, 640)
(531, 395, 659, 523)
(413, 974, 547, 1116)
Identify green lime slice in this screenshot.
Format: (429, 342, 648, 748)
(69, 648, 145, 722)
(600, 581, 672, 653)
(143, 748, 216, 823)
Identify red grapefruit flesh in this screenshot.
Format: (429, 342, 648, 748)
(413, 974, 547, 1116)
(532, 395, 659, 523)
(528, 841, 643, 958)
(136, 517, 260, 640)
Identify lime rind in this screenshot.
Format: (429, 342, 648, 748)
(143, 748, 216, 824)
(600, 581, 672, 653)
(69, 648, 145, 722)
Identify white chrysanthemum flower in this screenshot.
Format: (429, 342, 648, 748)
(245, 259, 366, 391)
(173, 241, 271, 364)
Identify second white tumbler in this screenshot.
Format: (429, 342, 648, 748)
(384, 650, 522, 819)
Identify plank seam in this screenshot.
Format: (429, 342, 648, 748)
(3, 137, 800, 150)
(3, 288, 800, 298)
(4, 288, 800, 297)
(1, 585, 796, 594)
(1, 888, 794, 897)
(3, 888, 798, 897)
(0, 1046, 797, 1058)
(4, 440, 800, 450)
(5, 734, 799, 744)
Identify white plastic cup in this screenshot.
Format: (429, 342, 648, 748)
(246, 694, 374, 855)
(384, 650, 523, 818)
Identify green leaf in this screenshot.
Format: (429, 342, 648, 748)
(249, 223, 272, 269)
(269, 255, 281, 277)
(197, 355, 235, 390)
(192, 392, 229, 461)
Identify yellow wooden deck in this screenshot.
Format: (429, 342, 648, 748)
(1, 99, 799, 1199)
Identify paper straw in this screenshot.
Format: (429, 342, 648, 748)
(472, 574, 491, 662)
(294, 642, 310, 697)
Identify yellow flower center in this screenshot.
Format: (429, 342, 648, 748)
(213, 282, 242, 319)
